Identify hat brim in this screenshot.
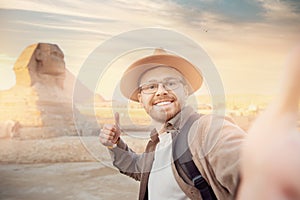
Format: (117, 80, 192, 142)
(120, 54, 203, 102)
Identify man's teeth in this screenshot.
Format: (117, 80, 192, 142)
(155, 101, 172, 106)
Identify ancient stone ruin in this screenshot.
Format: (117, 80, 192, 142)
(0, 43, 102, 139)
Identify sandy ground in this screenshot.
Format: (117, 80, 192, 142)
(0, 120, 255, 200)
(0, 136, 148, 164)
(0, 135, 148, 200)
(0, 162, 139, 200)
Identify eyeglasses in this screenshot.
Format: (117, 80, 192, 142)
(139, 78, 184, 94)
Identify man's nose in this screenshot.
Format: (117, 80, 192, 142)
(155, 83, 168, 96)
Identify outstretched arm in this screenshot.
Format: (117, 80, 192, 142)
(237, 45, 300, 200)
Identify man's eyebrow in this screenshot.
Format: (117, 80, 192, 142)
(140, 79, 157, 84)
(139, 77, 183, 86)
(144, 77, 178, 82)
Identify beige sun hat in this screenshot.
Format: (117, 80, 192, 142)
(120, 48, 203, 102)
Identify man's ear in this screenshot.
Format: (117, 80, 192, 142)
(137, 93, 144, 107)
(184, 85, 189, 97)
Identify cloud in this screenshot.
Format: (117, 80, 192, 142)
(1, 0, 176, 24)
(170, 0, 265, 23)
(258, 0, 300, 23)
(0, 0, 299, 96)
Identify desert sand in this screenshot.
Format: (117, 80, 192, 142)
(0, 162, 139, 200)
(0, 136, 148, 200)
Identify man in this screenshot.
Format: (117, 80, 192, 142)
(237, 46, 300, 200)
(99, 48, 245, 200)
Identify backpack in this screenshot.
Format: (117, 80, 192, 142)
(172, 113, 217, 200)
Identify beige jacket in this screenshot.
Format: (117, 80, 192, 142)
(110, 106, 246, 200)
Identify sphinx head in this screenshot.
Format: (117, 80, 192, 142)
(13, 43, 66, 88)
(35, 43, 65, 76)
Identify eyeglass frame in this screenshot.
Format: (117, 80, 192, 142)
(138, 77, 186, 94)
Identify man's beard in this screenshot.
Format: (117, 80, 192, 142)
(149, 105, 180, 123)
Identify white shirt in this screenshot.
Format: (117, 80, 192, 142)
(148, 132, 189, 200)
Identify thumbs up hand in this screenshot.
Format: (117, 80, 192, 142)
(99, 112, 121, 147)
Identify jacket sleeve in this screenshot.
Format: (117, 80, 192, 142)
(192, 115, 246, 198)
(109, 138, 147, 181)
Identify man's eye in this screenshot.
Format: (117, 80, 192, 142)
(166, 81, 176, 87)
(148, 84, 157, 89)
(142, 84, 156, 90)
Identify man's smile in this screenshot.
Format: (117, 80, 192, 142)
(153, 98, 175, 107)
(155, 101, 173, 106)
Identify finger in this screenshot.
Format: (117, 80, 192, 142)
(102, 136, 114, 142)
(99, 132, 115, 144)
(99, 136, 114, 146)
(279, 44, 300, 112)
(101, 129, 116, 137)
(102, 124, 115, 131)
(99, 131, 114, 139)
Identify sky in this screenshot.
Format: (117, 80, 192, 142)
(1, 0, 300, 100)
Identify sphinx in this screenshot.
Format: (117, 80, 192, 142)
(0, 43, 101, 139)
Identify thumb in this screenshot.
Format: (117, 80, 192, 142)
(113, 112, 121, 143)
(114, 112, 120, 129)
(280, 44, 300, 110)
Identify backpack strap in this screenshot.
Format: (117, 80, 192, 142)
(172, 113, 217, 200)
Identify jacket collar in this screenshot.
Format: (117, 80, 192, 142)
(150, 128, 159, 143)
(167, 105, 195, 130)
(149, 106, 195, 142)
